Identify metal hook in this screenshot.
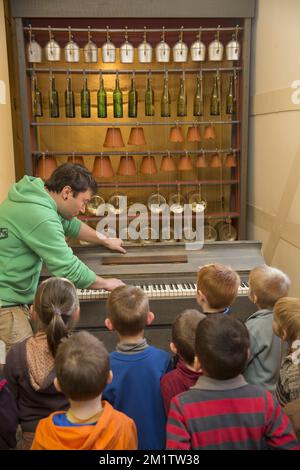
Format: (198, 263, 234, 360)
(88, 26, 92, 42)
(68, 26, 73, 42)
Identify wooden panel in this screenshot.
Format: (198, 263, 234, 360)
(9, 0, 256, 19)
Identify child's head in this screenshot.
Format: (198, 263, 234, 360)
(54, 331, 110, 401)
(197, 264, 240, 310)
(106, 285, 153, 337)
(195, 315, 250, 380)
(171, 309, 205, 366)
(273, 297, 300, 345)
(249, 265, 290, 309)
(32, 277, 79, 357)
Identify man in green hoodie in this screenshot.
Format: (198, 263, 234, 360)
(0, 163, 125, 362)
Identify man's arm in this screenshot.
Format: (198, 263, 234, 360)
(78, 221, 126, 253)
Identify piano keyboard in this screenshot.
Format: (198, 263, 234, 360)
(77, 282, 249, 301)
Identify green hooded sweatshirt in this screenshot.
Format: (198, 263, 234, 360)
(0, 176, 96, 306)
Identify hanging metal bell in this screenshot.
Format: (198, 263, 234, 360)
(83, 27, 98, 63)
(155, 27, 170, 63)
(138, 27, 153, 63)
(65, 27, 80, 62)
(226, 34, 240, 61)
(102, 27, 116, 63)
(27, 26, 42, 63)
(45, 26, 61, 62)
(120, 27, 134, 63)
(173, 27, 188, 63)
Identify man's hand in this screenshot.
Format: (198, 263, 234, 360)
(102, 237, 126, 254)
(102, 278, 125, 291)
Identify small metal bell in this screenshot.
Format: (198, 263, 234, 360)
(226, 26, 240, 61)
(173, 26, 188, 63)
(155, 27, 170, 63)
(45, 26, 61, 62)
(102, 26, 116, 63)
(190, 28, 206, 62)
(83, 26, 98, 63)
(120, 27, 134, 63)
(208, 26, 224, 61)
(27, 25, 42, 63)
(65, 27, 80, 62)
(138, 27, 153, 63)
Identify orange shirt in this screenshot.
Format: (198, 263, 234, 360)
(31, 401, 137, 450)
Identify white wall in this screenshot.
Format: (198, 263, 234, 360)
(0, 0, 15, 202)
(248, 0, 300, 295)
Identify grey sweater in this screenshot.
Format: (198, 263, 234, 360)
(243, 308, 282, 392)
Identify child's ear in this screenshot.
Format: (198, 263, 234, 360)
(104, 318, 114, 331)
(196, 289, 206, 304)
(54, 377, 62, 392)
(72, 306, 80, 323)
(194, 356, 202, 372)
(248, 289, 257, 305)
(146, 311, 155, 325)
(246, 347, 251, 361)
(170, 342, 177, 355)
(282, 329, 288, 342)
(107, 370, 113, 385)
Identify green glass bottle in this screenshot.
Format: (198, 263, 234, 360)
(97, 74, 107, 118)
(128, 76, 138, 118)
(226, 73, 236, 115)
(49, 76, 59, 118)
(177, 76, 187, 117)
(193, 74, 204, 117)
(113, 73, 123, 118)
(32, 75, 43, 117)
(145, 75, 154, 116)
(81, 75, 91, 118)
(161, 74, 171, 117)
(65, 76, 75, 118)
(210, 73, 220, 116)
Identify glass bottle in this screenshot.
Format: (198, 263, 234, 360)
(113, 72, 123, 118)
(49, 75, 59, 118)
(97, 73, 107, 118)
(226, 73, 236, 115)
(161, 73, 171, 117)
(65, 75, 75, 118)
(177, 75, 187, 117)
(193, 73, 204, 117)
(31, 74, 43, 117)
(145, 75, 154, 116)
(128, 75, 138, 118)
(210, 73, 220, 116)
(81, 75, 91, 118)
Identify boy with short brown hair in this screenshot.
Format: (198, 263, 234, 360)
(196, 263, 240, 315)
(160, 309, 205, 413)
(103, 285, 172, 450)
(31, 331, 137, 450)
(244, 265, 291, 391)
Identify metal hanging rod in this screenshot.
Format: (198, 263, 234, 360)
(24, 26, 243, 34)
(28, 67, 242, 75)
(31, 120, 240, 127)
(94, 180, 239, 188)
(32, 149, 240, 157)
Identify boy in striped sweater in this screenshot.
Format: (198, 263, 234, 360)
(166, 316, 300, 450)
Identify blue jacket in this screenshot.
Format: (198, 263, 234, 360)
(103, 346, 172, 450)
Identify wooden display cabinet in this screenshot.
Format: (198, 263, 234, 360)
(7, 0, 255, 243)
